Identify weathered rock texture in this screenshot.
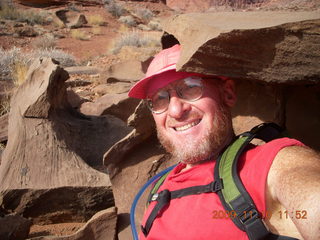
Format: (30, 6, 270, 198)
(1, 187, 114, 224)
(0, 213, 32, 240)
(162, 11, 320, 150)
(163, 11, 320, 84)
(0, 57, 131, 189)
(30, 207, 117, 240)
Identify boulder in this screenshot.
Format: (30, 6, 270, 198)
(0, 213, 32, 240)
(79, 93, 140, 122)
(0, 187, 114, 224)
(101, 60, 146, 84)
(0, 57, 131, 189)
(93, 82, 133, 95)
(55, 10, 88, 29)
(29, 207, 117, 240)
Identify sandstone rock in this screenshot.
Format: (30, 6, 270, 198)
(0, 58, 131, 189)
(101, 60, 146, 84)
(29, 207, 117, 240)
(0, 213, 32, 240)
(0, 187, 114, 225)
(55, 10, 88, 29)
(65, 66, 100, 76)
(93, 82, 132, 95)
(162, 11, 320, 84)
(80, 93, 140, 122)
(166, 0, 211, 12)
(286, 84, 320, 151)
(231, 80, 284, 135)
(66, 89, 88, 109)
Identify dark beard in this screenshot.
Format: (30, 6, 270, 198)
(157, 105, 232, 165)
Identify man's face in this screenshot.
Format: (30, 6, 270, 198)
(150, 78, 236, 165)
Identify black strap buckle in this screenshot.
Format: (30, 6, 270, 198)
(238, 207, 259, 225)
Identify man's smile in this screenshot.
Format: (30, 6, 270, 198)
(172, 119, 202, 132)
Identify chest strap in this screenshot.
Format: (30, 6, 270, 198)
(141, 180, 223, 236)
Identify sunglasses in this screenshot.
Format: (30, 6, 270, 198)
(146, 76, 204, 114)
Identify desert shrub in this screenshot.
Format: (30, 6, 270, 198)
(88, 14, 105, 26)
(92, 26, 101, 35)
(135, 8, 154, 22)
(12, 61, 29, 86)
(137, 24, 150, 31)
(105, 1, 125, 18)
(0, 5, 48, 25)
(0, 47, 76, 82)
(0, 93, 11, 116)
(0, 47, 24, 81)
(148, 20, 162, 31)
(71, 29, 90, 40)
(119, 15, 136, 27)
(112, 31, 160, 54)
(32, 35, 56, 50)
(30, 49, 76, 67)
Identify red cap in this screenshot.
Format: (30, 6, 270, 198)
(128, 44, 204, 99)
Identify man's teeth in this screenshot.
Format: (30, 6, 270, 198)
(175, 120, 200, 131)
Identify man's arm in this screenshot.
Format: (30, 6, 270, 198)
(268, 145, 320, 239)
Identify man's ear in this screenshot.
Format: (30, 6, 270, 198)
(222, 79, 237, 107)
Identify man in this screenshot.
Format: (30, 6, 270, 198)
(128, 44, 320, 239)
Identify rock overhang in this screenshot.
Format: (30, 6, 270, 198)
(162, 11, 320, 84)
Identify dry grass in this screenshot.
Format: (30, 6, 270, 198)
(88, 14, 105, 26)
(12, 61, 28, 86)
(111, 31, 160, 54)
(119, 15, 136, 27)
(0, 47, 76, 82)
(0, 96, 10, 117)
(32, 35, 56, 50)
(0, 5, 48, 25)
(105, 1, 125, 18)
(135, 8, 154, 22)
(71, 29, 90, 41)
(92, 27, 102, 35)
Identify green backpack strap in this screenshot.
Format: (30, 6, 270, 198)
(214, 123, 298, 240)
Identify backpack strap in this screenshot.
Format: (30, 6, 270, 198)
(214, 122, 298, 240)
(141, 180, 223, 236)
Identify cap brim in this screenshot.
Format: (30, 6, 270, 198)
(128, 64, 177, 99)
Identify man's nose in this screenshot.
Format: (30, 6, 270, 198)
(167, 92, 191, 119)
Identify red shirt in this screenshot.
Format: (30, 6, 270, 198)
(140, 138, 303, 240)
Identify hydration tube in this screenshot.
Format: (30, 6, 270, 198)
(130, 164, 177, 240)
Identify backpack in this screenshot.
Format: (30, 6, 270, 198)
(132, 123, 299, 240)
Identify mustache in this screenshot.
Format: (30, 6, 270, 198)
(166, 111, 202, 126)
